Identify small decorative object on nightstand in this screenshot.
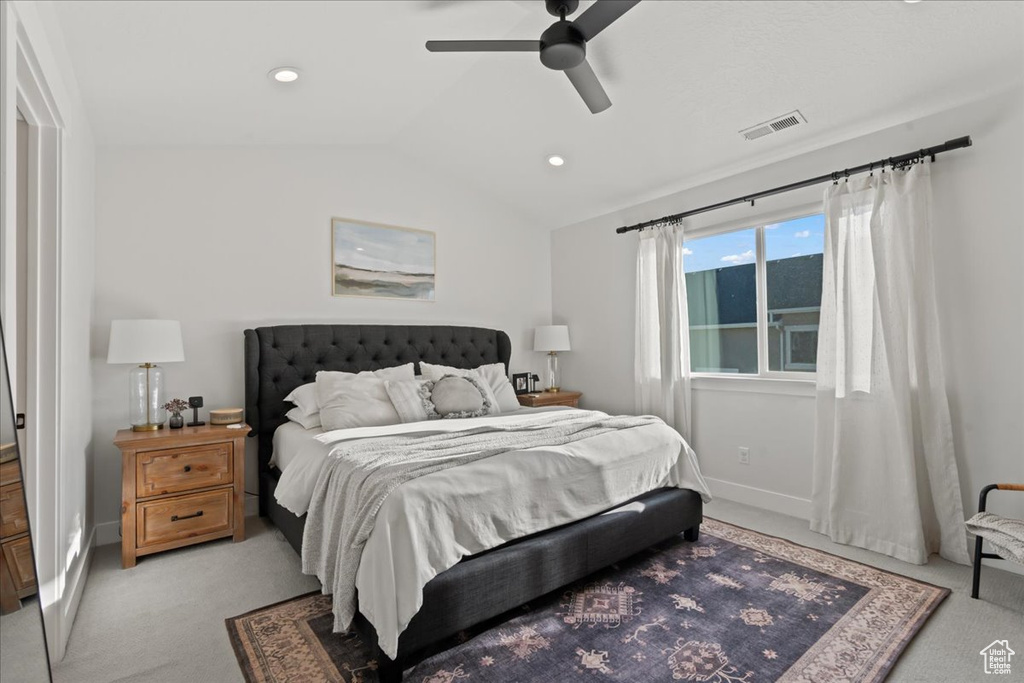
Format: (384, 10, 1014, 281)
(511, 373, 531, 395)
(163, 398, 189, 429)
(114, 424, 246, 568)
(210, 408, 244, 425)
(517, 390, 582, 409)
(187, 396, 205, 427)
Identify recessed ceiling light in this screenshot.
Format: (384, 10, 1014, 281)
(904, 0, 922, 3)
(269, 67, 300, 83)
(547, 155, 565, 167)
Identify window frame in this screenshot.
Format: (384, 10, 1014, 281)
(684, 203, 823, 383)
(783, 324, 819, 371)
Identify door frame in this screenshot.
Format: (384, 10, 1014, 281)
(1, 1, 66, 661)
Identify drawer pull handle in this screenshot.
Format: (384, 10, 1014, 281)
(170, 510, 203, 522)
(183, 465, 192, 473)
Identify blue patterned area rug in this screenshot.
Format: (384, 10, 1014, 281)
(226, 518, 948, 682)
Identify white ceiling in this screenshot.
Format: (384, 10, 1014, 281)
(53, 0, 1024, 228)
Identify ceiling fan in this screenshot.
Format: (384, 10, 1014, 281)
(425, 0, 640, 114)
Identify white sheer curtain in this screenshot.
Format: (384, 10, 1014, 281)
(635, 222, 691, 439)
(812, 162, 968, 565)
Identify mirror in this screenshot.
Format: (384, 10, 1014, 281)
(0, 319, 52, 681)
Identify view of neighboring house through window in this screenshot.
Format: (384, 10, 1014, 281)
(684, 228, 759, 373)
(683, 214, 824, 376)
(765, 214, 824, 371)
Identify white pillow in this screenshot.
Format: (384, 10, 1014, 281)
(286, 364, 415, 416)
(316, 363, 415, 384)
(420, 361, 519, 413)
(385, 379, 433, 423)
(283, 382, 319, 417)
(285, 407, 321, 430)
(316, 369, 411, 431)
(474, 363, 521, 413)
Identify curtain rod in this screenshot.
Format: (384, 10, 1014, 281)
(615, 136, 972, 235)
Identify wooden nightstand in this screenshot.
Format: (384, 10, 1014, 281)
(1, 444, 37, 614)
(517, 390, 582, 408)
(115, 424, 247, 568)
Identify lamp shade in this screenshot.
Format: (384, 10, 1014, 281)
(534, 325, 571, 352)
(107, 320, 185, 364)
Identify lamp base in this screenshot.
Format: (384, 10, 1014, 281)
(544, 351, 562, 393)
(131, 423, 164, 432)
(545, 387, 561, 393)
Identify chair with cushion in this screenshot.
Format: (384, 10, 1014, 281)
(966, 483, 1024, 599)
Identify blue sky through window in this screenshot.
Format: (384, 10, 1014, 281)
(765, 214, 825, 262)
(683, 228, 756, 273)
(683, 214, 824, 273)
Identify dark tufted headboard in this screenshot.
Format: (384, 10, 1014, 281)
(244, 324, 512, 510)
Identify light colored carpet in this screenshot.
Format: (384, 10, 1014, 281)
(0, 595, 51, 683)
(31, 499, 1023, 682)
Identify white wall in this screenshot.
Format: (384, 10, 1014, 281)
(2, 0, 97, 660)
(91, 146, 553, 534)
(552, 89, 1024, 533)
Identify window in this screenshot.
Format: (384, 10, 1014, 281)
(684, 228, 758, 373)
(684, 213, 824, 377)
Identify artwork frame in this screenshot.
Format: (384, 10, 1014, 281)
(512, 372, 531, 395)
(331, 217, 436, 301)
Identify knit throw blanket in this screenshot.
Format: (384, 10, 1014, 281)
(966, 512, 1024, 564)
(301, 411, 663, 634)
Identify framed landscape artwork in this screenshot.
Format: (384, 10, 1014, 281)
(331, 217, 436, 300)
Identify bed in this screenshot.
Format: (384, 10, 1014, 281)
(244, 324, 706, 682)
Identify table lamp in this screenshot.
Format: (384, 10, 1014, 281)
(107, 320, 185, 431)
(534, 325, 570, 392)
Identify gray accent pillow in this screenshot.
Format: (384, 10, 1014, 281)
(428, 375, 491, 419)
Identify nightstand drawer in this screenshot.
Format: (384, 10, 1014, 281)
(0, 483, 28, 538)
(2, 536, 36, 592)
(137, 488, 232, 548)
(137, 443, 233, 497)
(0, 459, 20, 487)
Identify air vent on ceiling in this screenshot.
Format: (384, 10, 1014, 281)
(740, 110, 806, 141)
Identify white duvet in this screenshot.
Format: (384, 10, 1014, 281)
(273, 408, 711, 659)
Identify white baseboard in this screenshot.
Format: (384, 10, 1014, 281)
(704, 476, 812, 520)
(94, 520, 120, 546)
(982, 555, 1024, 576)
(58, 526, 95, 659)
(703, 477, 1022, 576)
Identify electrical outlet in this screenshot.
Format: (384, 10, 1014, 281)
(738, 447, 750, 465)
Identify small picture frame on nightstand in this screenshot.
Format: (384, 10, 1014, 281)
(512, 373, 531, 395)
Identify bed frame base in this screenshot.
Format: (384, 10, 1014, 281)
(264, 470, 702, 682)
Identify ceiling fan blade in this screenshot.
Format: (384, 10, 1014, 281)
(572, 0, 640, 41)
(565, 59, 611, 114)
(425, 40, 541, 52)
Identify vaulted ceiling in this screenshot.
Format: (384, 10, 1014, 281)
(53, 0, 1024, 228)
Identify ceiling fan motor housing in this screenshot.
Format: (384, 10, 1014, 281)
(546, 0, 580, 17)
(540, 21, 586, 71)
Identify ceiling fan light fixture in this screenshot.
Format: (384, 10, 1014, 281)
(547, 155, 566, 167)
(269, 67, 300, 83)
(539, 21, 586, 71)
